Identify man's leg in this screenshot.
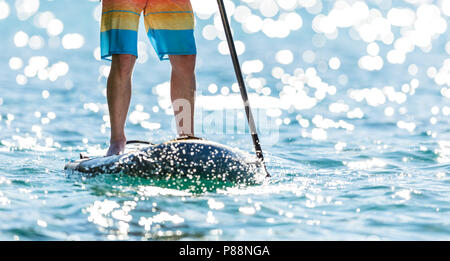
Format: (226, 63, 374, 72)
(169, 54, 196, 136)
(106, 54, 136, 156)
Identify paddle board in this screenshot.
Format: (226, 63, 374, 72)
(64, 138, 266, 183)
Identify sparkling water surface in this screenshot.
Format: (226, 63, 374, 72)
(0, 0, 449, 240)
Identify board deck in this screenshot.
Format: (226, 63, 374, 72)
(64, 138, 265, 183)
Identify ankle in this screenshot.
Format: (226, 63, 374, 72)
(110, 137, 126, 144)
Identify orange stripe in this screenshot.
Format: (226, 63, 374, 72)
(145, 0, 192, 13)
(102, 0, 192, 13)
(101, 0, 194, 31)
(102, 0, 145, 13)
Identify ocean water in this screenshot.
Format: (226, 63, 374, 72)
(0, 0, 449, 240)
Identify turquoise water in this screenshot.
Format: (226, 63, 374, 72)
(0, 0, 449, 240)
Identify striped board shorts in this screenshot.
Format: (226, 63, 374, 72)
(100, 0, 196, 61)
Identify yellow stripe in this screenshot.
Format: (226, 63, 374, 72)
(101, 12, 140, 32)
(144, 12, 194, 30)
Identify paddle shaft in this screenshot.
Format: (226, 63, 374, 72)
(216, 0, 270, 177)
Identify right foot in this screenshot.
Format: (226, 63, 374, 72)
(106, 139, 126, 156)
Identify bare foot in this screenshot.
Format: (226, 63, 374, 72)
(106, 139, 126, 156)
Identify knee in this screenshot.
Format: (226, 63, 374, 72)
(170, 55, 196, 75)
(111, 54, 136, 80)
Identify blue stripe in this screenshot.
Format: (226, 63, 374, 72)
(102, 10, 141, 16)
(147, 29, 196, 61)
(144, 11, 193, 17)
(101, 29, 138, 61)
